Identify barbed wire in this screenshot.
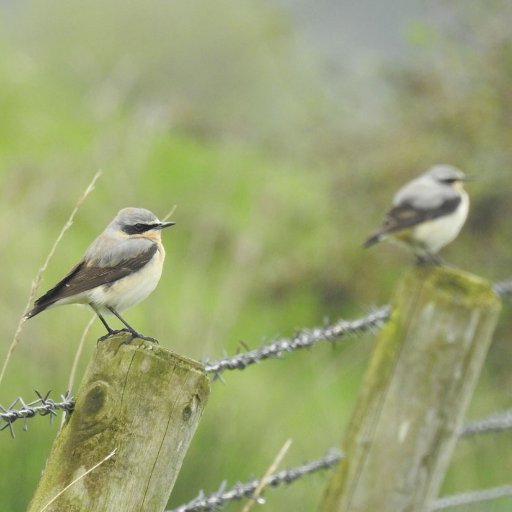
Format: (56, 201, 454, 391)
(4, 391, 511, 442)
(198, 274, 510, 378)
(204, 306, 392, 377)
(2, 393, 512, 441)
(167, 449, 343, 512)
(1, 276, 510, 438)
(432, 484, 512, 510)
(0, 309, 391, 435)
(168, 447, 512, 512)
(493, 278, 512, 299)
(460, 409, 512, 438)
(2, 279, 512, 508)
(0, 391, 74, 437)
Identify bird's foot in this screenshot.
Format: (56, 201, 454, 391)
(97, 328, 132, 344)
(97, 328, 158, 345)
(130, 332, 159, 344)
(116, 328, 159, 344)
(415, 253, 445, 266)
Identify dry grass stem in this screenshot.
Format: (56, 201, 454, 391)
(0, 171, 102, 387)
(241, 438, 293, 512)
(39, 447, 116, 512)
(66, 315, 96, 393)
(162, 204, 177, 222)
(60, 314, 96, 428)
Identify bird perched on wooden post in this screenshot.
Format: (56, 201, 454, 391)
(26, 207, 175, 342)
(363, 165, 470, 264)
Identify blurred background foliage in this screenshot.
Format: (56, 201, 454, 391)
(0, 1, 511, 510)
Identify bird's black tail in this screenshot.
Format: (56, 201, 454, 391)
(24, 262, 84, 320)
(25, 292, 60, 319)
(362, 232, 383, 248)
(25, 301, 52, 320)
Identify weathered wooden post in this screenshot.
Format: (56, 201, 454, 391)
(28, 334, 210, 512)
(320, 266, 501, 512)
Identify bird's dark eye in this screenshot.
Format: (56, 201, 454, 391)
(122, 222, 149, 235)
(122, 222, 159, 235)
(441, 178, 457, 184)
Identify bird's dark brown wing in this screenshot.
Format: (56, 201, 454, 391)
(26, 244, 157, 318)
(363, 196, 461, 248)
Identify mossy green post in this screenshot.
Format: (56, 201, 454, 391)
(320, 266, 501, 512)
(27, 335, 210, 512)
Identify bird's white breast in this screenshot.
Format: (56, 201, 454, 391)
(89, 244, 165, 313)
(412, 191, 469, 252)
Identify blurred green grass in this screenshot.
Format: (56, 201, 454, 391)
(1, 1, 512, 511)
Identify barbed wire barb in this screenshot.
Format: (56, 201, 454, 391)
(204, 306, 392, 377)
(0, 391, 74, 437)
(167, 449, 343, 512)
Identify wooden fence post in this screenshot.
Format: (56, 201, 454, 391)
(27, 334, 210, 512)
(319, 265, 501, 512)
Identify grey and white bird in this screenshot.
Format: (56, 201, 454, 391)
(363, 165, 470, 263)
(26, 207, 175, 342)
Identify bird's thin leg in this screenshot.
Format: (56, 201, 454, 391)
(415, 254, 430, 265)
(94, 308, 114, 333)
(415, 252, 445, 266)
(430, 253, 445, 266)
(90, 304, 130, 342)
(106, 306, 158, 344)
(412, 242, 445, 266)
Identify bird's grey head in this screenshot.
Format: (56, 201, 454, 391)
(110, 207, 175, 235)
(425, 165, 468, 185)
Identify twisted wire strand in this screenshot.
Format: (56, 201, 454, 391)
(0, 391, 74, 437)
(168, 449, 342, 512)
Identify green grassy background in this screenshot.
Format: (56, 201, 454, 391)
(1, 1, 511, 510)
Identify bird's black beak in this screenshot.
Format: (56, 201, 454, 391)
(156, 221, 176, 230)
